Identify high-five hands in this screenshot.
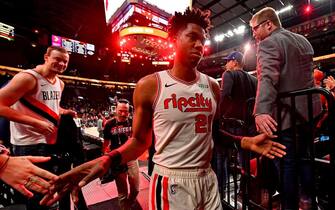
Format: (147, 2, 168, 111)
(0, 156, 58, 198)
(40, 155, 111, 206)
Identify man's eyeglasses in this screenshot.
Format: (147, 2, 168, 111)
(251, 20, 269, 32)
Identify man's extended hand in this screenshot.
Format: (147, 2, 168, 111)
(255, 114, 277, 136)
(0, 156, 58, 198)
(40, 155, 111, 206)
(241, 133, 286, 159)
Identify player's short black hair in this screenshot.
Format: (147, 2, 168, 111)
(168, 7, 212, 40)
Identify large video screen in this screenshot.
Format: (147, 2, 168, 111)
(0, 22, 14, 41)
(51, 35, 95, 56)
(105, 0, 191, 24)
(104, 0, 126, 23)
(143, 0, 191, 15)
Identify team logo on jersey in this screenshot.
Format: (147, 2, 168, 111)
(170, 184, 177, 195)
(198, 84, 209, 89)
(165, 83, 177, 87)
(163, 93, 212, 112)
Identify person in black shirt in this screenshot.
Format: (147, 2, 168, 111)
(215, 51, 258, 198)
(220, 51, 257, 122)
(102, 99, 139, 210)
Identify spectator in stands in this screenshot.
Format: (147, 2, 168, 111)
(102, 112, 111, 128)
(314, 69, 324, 88)
(0, 46, 76, 210)
(220, 51, 257, 122)
(313, 69, 328, 110)
(324, 75, 335, 97)
(97, 114, 103, 138)
(215, 51, 257, 198)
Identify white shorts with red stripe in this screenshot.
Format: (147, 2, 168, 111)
(149, 164, 223, 210)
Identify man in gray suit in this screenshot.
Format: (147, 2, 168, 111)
(250, 7, 321, 210)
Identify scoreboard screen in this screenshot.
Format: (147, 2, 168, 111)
(61, 38, 75, 52)
(104, 0, 126, 23)
(75, 41, 86, 55)
(0, 22, 14, 41)
(51, 35, 95, 56)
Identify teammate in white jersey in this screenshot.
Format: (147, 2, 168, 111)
(0, 46, 75, 142)
(41, 8, 286, 209)
(0, 46, 75, 210)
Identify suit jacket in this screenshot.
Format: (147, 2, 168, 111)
(254, 28, 321, 130)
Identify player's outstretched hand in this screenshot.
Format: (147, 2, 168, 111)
(241, 133, 286, 159)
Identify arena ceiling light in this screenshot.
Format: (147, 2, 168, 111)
(215, 4, 293, 44)
(233, 25, 246, 35)
(226, 30, 234, 37)
(276, 5, 293, 15)
(304, 4, 313, 14)
(214, 34, 225, 42)
(152, 61, 170, 65)
(213, 25, 247, 43)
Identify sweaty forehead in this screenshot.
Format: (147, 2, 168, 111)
(183, 23, 206, 35)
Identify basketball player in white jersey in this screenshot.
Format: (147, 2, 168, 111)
(0, 46, 75, 144)
(0, 46, 75, 210)
(41, 8, 286, 210)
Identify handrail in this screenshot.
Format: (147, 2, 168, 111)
(277, 87, 335, 210)
(278, 87, 334, 109)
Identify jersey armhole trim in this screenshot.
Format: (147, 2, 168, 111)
(206, 75, 217, 104)
(152, 72, 161, 110)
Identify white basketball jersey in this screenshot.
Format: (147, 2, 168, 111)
(10, 69, 62, 145)
(153, 70, 217, 168)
